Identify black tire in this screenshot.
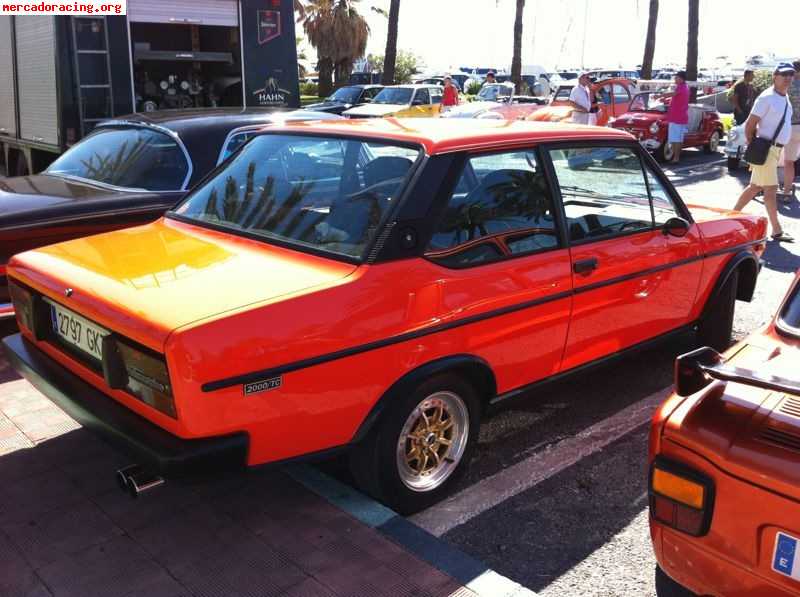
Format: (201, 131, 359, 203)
(655, 566, 697, 597)
(657, 142, 673, 163)
(704, 131, 720, 154)
(697, 269, 738, 352)
(349, 373, 481, 515)
(727, 156, 740, 172)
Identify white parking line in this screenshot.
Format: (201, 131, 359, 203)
(410, 387, 672, 537)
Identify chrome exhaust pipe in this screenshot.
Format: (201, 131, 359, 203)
(126, 470, 165, 498)
(115, 465, 164, 498)
(116, 464, 141, 492)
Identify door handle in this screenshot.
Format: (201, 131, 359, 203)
(573, 257, 598, 274)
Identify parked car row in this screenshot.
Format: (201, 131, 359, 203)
(0, 91, 791, 597)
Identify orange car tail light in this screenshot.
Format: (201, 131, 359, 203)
(649, 458, 714, 536)
(8, 280, 34, 331)
(103, 336, 177, 418)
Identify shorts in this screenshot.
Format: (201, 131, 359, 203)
(781, 124, 800, 162)
(668, 123, 688, 143)
(750, 145, 781, 188)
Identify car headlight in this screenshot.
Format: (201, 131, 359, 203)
(728, 129, 739, 141)
(649, 122, 660, 134)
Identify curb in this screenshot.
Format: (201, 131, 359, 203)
(286, 464, 536, 597)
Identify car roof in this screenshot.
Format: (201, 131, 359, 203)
(264, 118, 633, 155)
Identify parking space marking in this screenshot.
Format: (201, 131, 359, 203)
(410, 387, 672, 537)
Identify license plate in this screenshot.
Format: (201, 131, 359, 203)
(46, 298, 109, 361)
(773, 532, 800, 581)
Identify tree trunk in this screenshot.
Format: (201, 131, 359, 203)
(686, 0, 699, 101)
(381, 0, 400, 85)
(334, 60, 351, 88)
(511, 0, 525, 93)
(640, 0, 658, 79)
(318, 58, 334, 98)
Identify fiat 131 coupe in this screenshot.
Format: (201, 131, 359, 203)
(650, 270, 800, 597)
(4, 118, 766, 513)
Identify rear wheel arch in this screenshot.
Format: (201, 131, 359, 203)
(350, 354, 496, 445)
(702, 250, 758, 319)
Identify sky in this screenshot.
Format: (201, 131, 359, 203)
(299, 0, 800, 73)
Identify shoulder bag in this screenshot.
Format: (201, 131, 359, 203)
(744, 100, 788, 165)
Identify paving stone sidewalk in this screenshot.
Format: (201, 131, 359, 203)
(0, 356, 479, 597)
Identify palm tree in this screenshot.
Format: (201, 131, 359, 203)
(510, 0, 525, 93)
(640, 0, 658, 79)
(686, 0, 699, 101)
(302, 0, 370, 96)
(381, 0, 401, 85)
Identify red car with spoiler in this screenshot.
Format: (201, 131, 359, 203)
(650, 271, 800, 596)
(3, 119, 766, 513)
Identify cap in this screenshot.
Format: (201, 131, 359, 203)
(774, 62, 796, 75)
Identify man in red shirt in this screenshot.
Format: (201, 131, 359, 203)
(659, 71, 690, 164)
(442, 76, 459, 112)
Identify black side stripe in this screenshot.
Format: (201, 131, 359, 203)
(201, 239, 765, 393)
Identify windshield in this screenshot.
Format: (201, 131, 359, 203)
(172, 134, 420, 260)
(478, 84, 511, 101)
(328, 87, 362, 103)
(372, 88, 413, 105)
(778, 279, 800, 337)
(46, 126, 190, 191)
(629, 92, 668, 113)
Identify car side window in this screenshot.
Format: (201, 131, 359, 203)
(613, 84, 631, 103)
(430, 88, 443, 104)
(646, 166, 681, 224)
(548, 146, 653, 242)
(415, 89, 430, 104)
(427, 150, 560, 268)
(220, 131, 257, 163)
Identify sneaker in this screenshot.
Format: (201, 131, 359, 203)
(771, 231, 795, 242)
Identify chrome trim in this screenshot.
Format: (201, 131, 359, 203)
(0, 302, 14, 318)
(42, 172, 149, 193)
(216, 124, 266, 165)
(67, 121, 195, 190)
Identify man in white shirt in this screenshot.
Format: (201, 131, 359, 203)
(733, 63, 795, 242)
(568, 73, 592, 125)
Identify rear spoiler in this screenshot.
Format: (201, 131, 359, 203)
(675, 347, 800, 397)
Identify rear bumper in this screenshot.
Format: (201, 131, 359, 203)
(2, 333, 248, 476)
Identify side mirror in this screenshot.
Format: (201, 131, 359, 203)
(662, 216, 690, 238)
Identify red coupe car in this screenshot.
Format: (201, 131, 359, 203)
(612, 92, 724, 162)
(650, 271, 800, 596)
(4, 119, 765, 513)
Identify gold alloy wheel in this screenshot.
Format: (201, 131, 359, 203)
(396, 391, 469, 492)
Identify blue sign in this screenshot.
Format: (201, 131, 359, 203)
(774, 533, 797, 577)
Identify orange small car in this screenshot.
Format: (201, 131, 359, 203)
(650, 271, 800, 596)
(4, 119, 766, 513)
(529, 77, 637, 126)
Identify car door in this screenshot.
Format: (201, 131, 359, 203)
(611, 83, 632, 118)
(424, 148, 573, 392)
(544, 143, 703, 371)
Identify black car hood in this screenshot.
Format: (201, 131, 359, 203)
(0, 174, 183, 229)
(304, 101, 348, 112)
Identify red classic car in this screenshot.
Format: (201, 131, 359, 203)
(527, 77, 637, 126)
(650, 270, 800, 596)
(611, 92, 724, 162)
(4, 119, 766, 514)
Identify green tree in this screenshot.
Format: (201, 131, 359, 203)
(640, 0, 658, 79)
(368, 50, 420, 84)
(301, 0, 370, 96)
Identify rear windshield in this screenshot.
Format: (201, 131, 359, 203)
(46, 126, 190, 191)
(778, 280, 800, 337)
(171, 134, 420, 261)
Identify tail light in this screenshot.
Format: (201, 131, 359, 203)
(649, 458, 714, 536)
(8, 280, 34, 331)
(103, 336, 177, 418)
